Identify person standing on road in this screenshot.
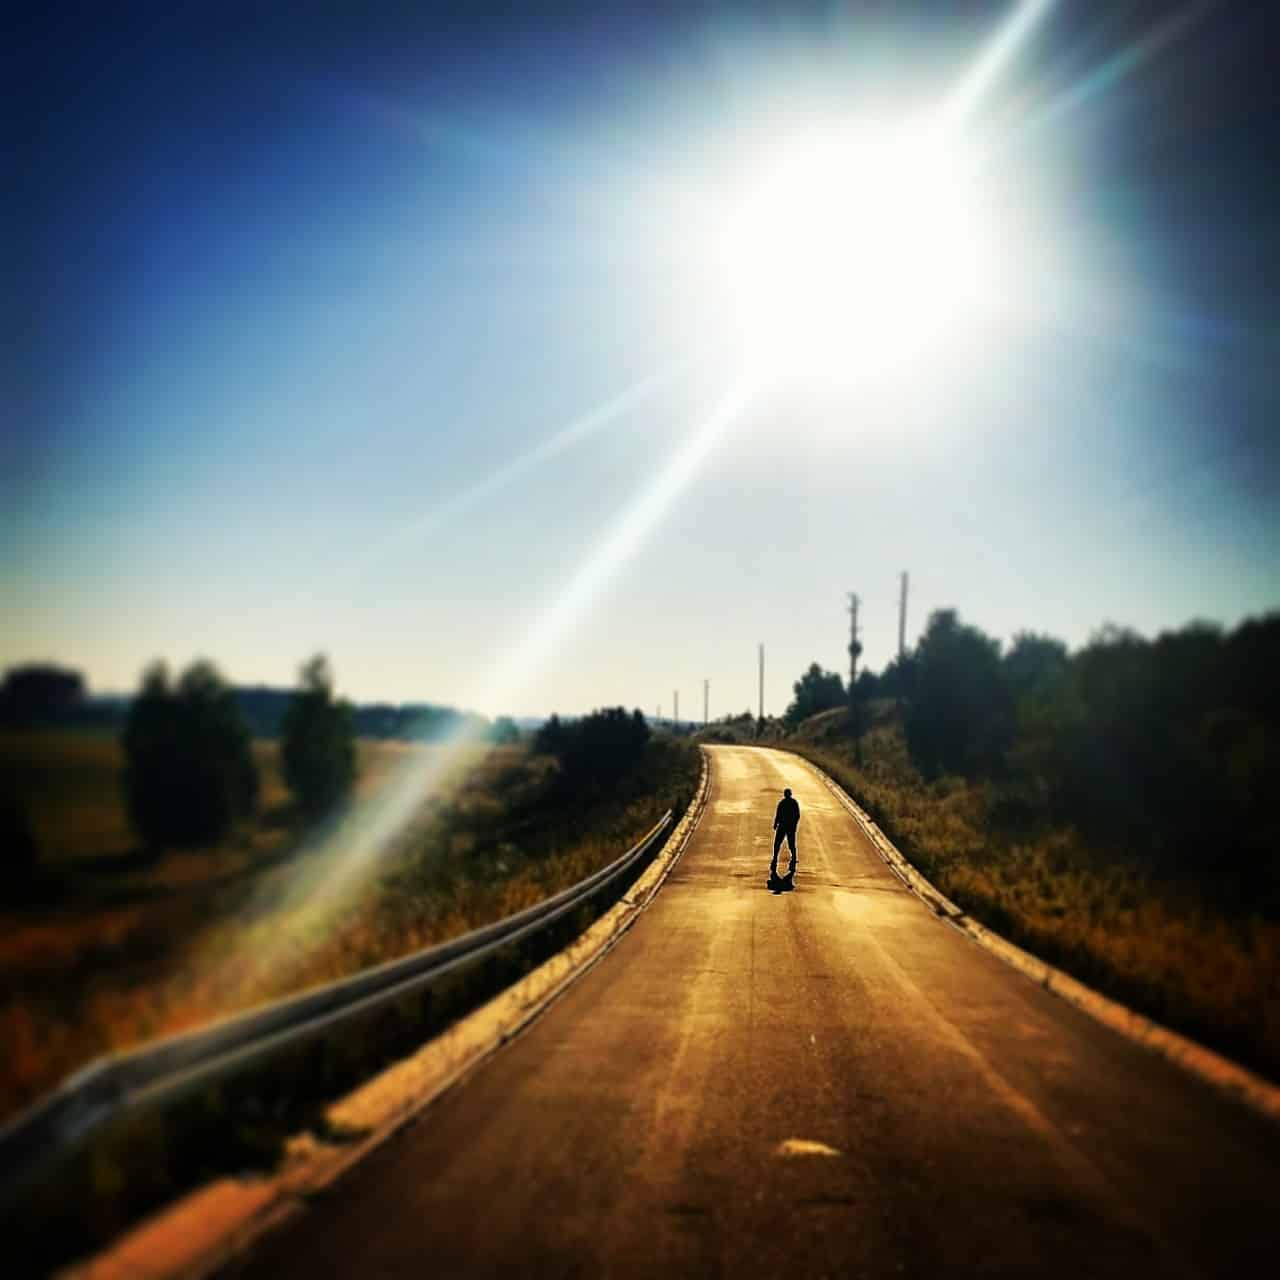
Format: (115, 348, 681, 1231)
(771, 787, 801, 880)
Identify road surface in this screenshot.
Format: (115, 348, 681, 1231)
(233, 745, 1280, 1277)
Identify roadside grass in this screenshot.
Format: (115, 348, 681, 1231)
(0, 730, 699, 1124)
(787, 724, 1280, 1083)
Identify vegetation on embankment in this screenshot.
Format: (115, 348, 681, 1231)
(772, 608, 1280, 1082)
(788, 714, 1280, 1084)
(0, 724, 699, 1125)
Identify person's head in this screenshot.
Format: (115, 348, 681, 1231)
(783, 788, 792, 798)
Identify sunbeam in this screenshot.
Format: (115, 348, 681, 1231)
(1014, 1, 1216, 144)
(182, 0, 1191, 1005)
(936, 0, 1057, 131)
(206, 0, 1069, 989)
(360, 359, 692, 562)
(195, 374, 755, 991)
(477, 374, 757, 710)
(288, 356, 695, 614)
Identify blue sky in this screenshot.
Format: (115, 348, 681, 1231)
(6, 1, 1278, 718)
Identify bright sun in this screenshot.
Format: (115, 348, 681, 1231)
(714, 124, 995, 388)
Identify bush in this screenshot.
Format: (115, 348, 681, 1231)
(785, 663, 846, 726)
(122, 661, 258, 848)
(905, 609, 1014, 779)
(1, 802, 39, 890)
(281, 655, 356, 819)
(0, 664, 85, 725)
(535, 708, 650, 792)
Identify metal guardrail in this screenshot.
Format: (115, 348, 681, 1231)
(0, 809, 673, 1195)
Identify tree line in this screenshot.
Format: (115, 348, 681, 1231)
(0, 664, 514, 743)
(534, 707, 652, 794)
(786, 609, 1280, 886)
(123, 654, 358, 847)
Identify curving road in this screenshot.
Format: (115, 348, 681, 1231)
(234, 745, 1280, 1277)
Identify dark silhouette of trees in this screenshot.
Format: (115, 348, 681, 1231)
(854, 669, 880, 701)
(534, 713, 567, 757)
(122, 661, 258, 848)
(905, 610, 1014, 779)
(878, 652, 919, 702)
(281, 655, 356, 819)
(797, 601, 1278, 895)
(535, 707, 650, 792)
(1002, 632, 1069, 700)
(2, 802, 39, 889)
(0, 664, 85, 725)
(1029, 619, 1280, 881)
(785, 663, 846, 726)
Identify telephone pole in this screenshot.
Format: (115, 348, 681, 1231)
(758, 643, 765, 723)
(898, 571, 909, 661)
(703, 678, 709, 727)
(847, 593, 862, 691)
(673, 689, 679, 729)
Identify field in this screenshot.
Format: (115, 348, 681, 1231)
(785, 718, 1280, 1083)
(0, 730, 699, 1123)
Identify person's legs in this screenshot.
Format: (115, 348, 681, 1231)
(771, 826, 786, 876)
(784, 827, 797, 877)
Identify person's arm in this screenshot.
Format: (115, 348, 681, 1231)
(773, 801, 782, 829)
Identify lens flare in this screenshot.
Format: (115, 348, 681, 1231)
(476, 375, 756, 709)
(936, 0, 1057, 131)
(189, 0, 1065, 994)
(290, 356, 693, 612)
(192, 376, 755, 992)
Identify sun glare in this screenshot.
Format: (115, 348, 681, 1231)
(714, 125, 994, 388)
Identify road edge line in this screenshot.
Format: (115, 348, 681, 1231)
(63, 751, 712, 1280)
(790, 748, 1280, 1128)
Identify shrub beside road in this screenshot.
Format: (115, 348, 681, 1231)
(788, 722, 1280, 1084)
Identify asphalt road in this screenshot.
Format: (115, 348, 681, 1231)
(234, 745, 1280, 1278)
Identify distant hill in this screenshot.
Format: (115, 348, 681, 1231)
(0, 663, 550, 740)
(0, 679, 505, 743)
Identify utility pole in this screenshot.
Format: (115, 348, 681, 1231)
(703, 678, 709, 727)
(847, 592, 862, 691)
(655, 703, 661, 725)
(673, 689, 679, 729)
(758, 643, 765, 723)
(898, 571, 909, 661)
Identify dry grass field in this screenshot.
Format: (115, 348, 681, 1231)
(788, 725, 1280, 1083)
(0, 730, 698, 1123)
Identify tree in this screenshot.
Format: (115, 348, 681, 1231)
(533, 713, 568, 758)
(879, 652, 919, 702)
(281, 655, 356, 818)
(123, 660, 258, 847)
(785, 663, 846, 726)
(1003, 632, 1069, 701)
(535, 707, 650, 791)
(0, 664, 85, 725)
(905, 610, 1014, 779)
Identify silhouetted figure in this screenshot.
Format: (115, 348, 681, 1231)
(770, 787, 800, 882)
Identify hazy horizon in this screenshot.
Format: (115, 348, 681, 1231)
(8, 1, 1278, 719)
